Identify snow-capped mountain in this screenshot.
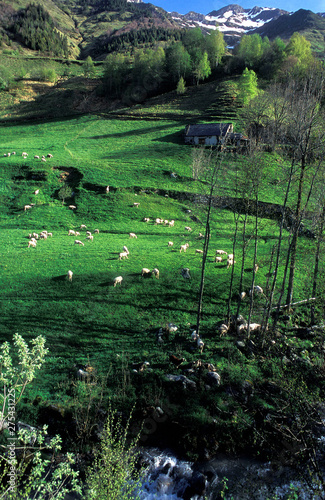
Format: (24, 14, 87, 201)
(170, 3, 289, 46)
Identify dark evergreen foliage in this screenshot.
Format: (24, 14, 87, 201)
(12, 4, 69, 58)
(106, 27, 181, 53)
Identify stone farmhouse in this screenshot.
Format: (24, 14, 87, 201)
(184, 123, 248, 149)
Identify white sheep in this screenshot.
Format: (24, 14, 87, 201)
(119, 252, 128, 260)
(249, 286, 263, 296)
(22, 152, 28, 156)
(113, 276, 123, 287)
(168, 241, 173, 247)
(28, 240, 37, 248)
(129, 233, 137, 239)
(41, 158, 46, 162)
(197, 336, 205, 353)
(180, 243, 189, 253)
(67, 270, 73, 282)
(69, 205, 76, 210)
(215, 256, 223, 263)
(216, 250, 227, 255)
(86, 231, 92, 236)
(155, 218, 162, 225)
(228, 254, 234, 259)
(227, 258, 236, 269)
(106, 185, 110, 193)
(184, 226, 192, 232)
(168, 220, 175, 227)
(39, 233, 47, 239)
(249, 323, 261, 331)
(68, 230, 76, 236)
(141, 268, 151, 277)
(152, 268, 159, 279)
(86, 234, 94, 241)
(32, 233, 39, 239)
(47, 154, 53, 158)
(47, 232, 53, 237)
(143, 217, 150, 222)
(133, 202, 140, 208)
(94, 229, 99, 234)
(74, 240, 84, 246)
(24, 205, 32, 211)
(34, 189, 39, 195)
(123, 246, 129, 254)
(75, 231, 80, 236)
(80, 224, 87, 229)
(196, 249, 203, 254)
(191, 330, 198, 341)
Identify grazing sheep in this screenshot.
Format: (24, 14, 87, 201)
(123, 246, 129, 254)
(80, 225, 87, 229)
(75, 231, 80, 236)
(196, 249, 203, 254)
(168, 220, 175, 227)
(155, 218, 162, 225)
(254, 264, 259, 273)
(118, 251, 128, 260)
(41, 158, 46, 162)
(47, 232, 53, 237)
(68, 230, 76, 236)
(86, 234, 94, 242)
(133, 202, 140, 208)
(106, 185, 110, 193)
(74, 240, 84, 246)
(141, 268, 151, 277)
(28, 240, 37, 248)
(94, 229, 99, 234)
(24, 205, 32, 211)
(181, 268, 191, 279)
(69, 205, 76, 210)
(227, 258, 236, 269)
(67, 270, 73, 282)
(197, 336, 205, 353)
(240, 291, 246, 300)
(113, 276, 123, 287)
(228, 254, 234, 259)
(152, 268, 159, 279)
(39, 233, 47, 239)
(86, 231, 92, 236)
(22, 152, 28, 156)
(215, 256, 223, 263)
(143, 217, 150, 222)
(47, 154, 53, 158)
(34, 189, 39, 195)
(32, 233, 39, 239)
(184, 226, 192, 232)
(180, 243, 189, 253)
(169, 354, 185, 369)
(198, 233, 204, 239)
(218, 324, 228, 337)
(168, 241, 173, 247)
(34, 156, 39, 159)
(216, 250, 227, 255)
(249, 286, 263, 296)
(129, 233, 137, 239)
(168, 323, 178, 333)
(191, 330, 198, 341)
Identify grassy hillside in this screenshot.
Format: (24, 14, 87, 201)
(0, 61, 324, 483)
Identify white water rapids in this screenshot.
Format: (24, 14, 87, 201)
(134, 447, 325, 499)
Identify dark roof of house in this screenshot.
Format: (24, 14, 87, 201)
(185, 123, 233, 137)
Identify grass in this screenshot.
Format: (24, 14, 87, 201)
(0, 79, 324, 465)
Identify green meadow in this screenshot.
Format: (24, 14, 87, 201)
(0, 113, 322, 458)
